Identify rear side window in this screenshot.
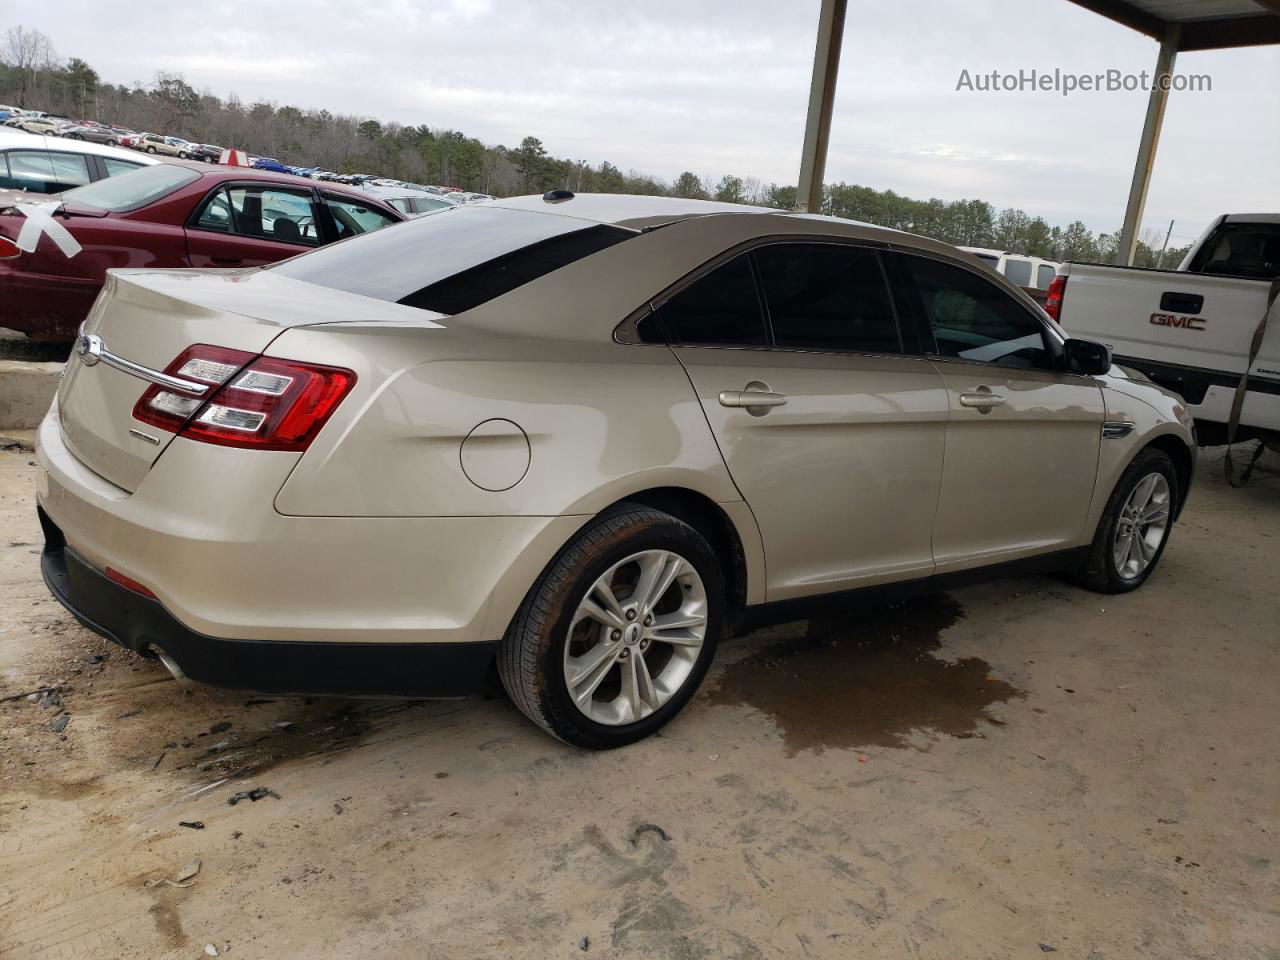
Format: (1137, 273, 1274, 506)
(754, 244, 901, 354)
(272, 206, 635, 315)
(194, 185, 321, 245)
(659, 255, 768, 347)
(1003, 258, 1032, 287)
(61, 163, 200, 212)
(1037, 264, 1057, 289)
(101, 157, 143, 178)
(0, 150, 91, 193)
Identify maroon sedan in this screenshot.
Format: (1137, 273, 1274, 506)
(0, 162, 406, 339)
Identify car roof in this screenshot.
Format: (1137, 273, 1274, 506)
(486, 192, 785, 229)
(164, 159, 409, 211)
(0, 128, 162, 166)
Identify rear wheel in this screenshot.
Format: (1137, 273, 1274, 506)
(146, 145, 156, 153)
(498, 505, 723, 749)
(1072, 448, 1177, 593)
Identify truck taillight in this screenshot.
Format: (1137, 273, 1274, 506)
(132, 345, 356, 452)
(1045, 274, 1067, 321)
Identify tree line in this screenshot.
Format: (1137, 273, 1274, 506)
(1, 25, 1190, 267)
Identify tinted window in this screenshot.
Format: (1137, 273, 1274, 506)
(0, 150, 91, 193)
(1003, 258, 1033, 286)
(755, 244, 900, 354)
(273, 207, 633, 313)
(1037, 264, 1057, 288)
(323, 194, 398, 240)
(905, 256, 1051, 370)
(61, 163, 200, 212)
(659, 255, 767, 346)
(1187, 222, 1280, 280)
(101, 157, 143, 178)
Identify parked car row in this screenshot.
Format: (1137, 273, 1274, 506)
(0, 161, 407, 338)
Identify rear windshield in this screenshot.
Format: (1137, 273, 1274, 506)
(1185, 222, 1280, 279)
(272, 206, 634, 315)
(62, 163, 200, 212)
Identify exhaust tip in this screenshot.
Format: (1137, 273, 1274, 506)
(152, 648, 192, 686)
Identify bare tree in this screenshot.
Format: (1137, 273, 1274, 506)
(2, 26, 57, 108)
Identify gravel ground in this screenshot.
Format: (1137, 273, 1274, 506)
(0, 440, 1277, 959)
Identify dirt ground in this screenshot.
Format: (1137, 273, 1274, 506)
(1, 438, 1277, 960)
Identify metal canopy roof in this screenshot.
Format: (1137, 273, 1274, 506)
(1066, 0, 1280, 50)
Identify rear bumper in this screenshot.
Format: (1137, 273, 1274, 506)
(39, 509, 496, 697)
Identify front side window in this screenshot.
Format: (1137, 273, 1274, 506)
(904, 255, 1052, 370)
(0, 150, 91, 193)
(659, 254, 768, 347)
(323, 194, 399, 240)
(754, 243, 901, 354)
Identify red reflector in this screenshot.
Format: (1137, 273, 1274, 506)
(0, 236, 20, 260)
(105, 566, 157, 599)
(1045, 274, 1067, 322)
(131, 345, 356, 452)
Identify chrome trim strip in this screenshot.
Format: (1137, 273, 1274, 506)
(76, 332, 209, 397)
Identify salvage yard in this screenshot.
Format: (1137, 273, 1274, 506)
(1, 439, 1277, 959)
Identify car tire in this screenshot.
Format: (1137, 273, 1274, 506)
(498, 504, 724, 749)
(1071, 447, 1178, 594)
(146, 146, 156, 153)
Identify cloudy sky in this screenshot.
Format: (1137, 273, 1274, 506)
(25, 0, 1280, 240)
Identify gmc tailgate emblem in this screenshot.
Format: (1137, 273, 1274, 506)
(1150, 312, 1205, 331)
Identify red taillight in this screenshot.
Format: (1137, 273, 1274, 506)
(131, 345, 356, 452)
(1045, 274, 1067, 322)
(105, 566, 157, 599)
(0, 236, 20, 260)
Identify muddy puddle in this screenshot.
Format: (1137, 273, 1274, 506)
(709, 594, 1021, 755)
(159, 698, 424, 779)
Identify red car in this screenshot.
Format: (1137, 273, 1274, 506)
(0, 162, 406, 338)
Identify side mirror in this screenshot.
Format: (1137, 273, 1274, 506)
(1064, 337, 1111, 376)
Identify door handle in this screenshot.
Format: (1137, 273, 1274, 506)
(958, 388, 1006, 410)
(719, 380, 787, 415)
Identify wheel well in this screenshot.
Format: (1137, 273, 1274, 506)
(1145, 434, 1193, 518)
(609, 488, 750, 631)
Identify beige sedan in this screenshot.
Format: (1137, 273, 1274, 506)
(36, 193, 1195, 748)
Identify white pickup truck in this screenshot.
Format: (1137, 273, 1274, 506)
(1048, 214, 1280, 445)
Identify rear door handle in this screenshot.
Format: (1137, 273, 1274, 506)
(719, 390, 787, 408)
(959, 388, 1006, 410)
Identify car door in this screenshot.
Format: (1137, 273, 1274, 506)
(890, 252, 1105, 573)
(664, 243, 949, 602)
(185, 182, 322, 267)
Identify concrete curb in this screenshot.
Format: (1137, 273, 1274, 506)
(0, 360, 62, 430)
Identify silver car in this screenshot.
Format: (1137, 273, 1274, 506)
(36, 193, 1195, 748)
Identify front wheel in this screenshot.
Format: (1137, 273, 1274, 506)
(499, 505, 723, 749)
(1072, 447, 1178, 593)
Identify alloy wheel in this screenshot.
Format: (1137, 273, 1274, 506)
(563, 550, 707, 726)
(1113, 472, 1171, 579)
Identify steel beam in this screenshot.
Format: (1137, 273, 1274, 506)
(1116, 25, 1180, 266)
(795, 0, 846, 213)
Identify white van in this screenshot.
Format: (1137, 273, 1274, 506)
(959, 246, 1060, 290)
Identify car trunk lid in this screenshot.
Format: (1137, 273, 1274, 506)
(58, 267, 438, 492)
